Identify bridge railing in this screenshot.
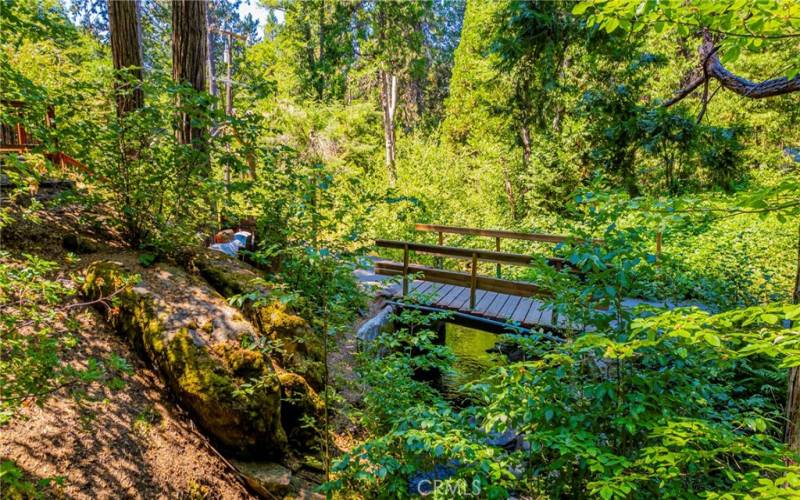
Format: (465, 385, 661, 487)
(414, 223, 663, 269)
(374, 239, 565, 310)
(414, 223, 602, 278)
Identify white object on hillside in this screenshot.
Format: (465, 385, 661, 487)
(208, 231, 252, 257)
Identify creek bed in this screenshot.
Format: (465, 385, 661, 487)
(441, 322, 505, 398)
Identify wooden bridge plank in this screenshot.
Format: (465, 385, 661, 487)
(402, 281, 435, 301)
(537, 306, 554, 328)
(432, 284, 455, 303)
(474, 291, 499, 315)
(525, 300, 547, 325)
(460, 290, 486, 312)
(421, 283, 444, 304)
(485, 293, 510, 318)
(439, 285, 464, 307)
(412, 281, 434, 296)
(498, 295, 521, 319)
(441, 286, 468, 308)
(511, 298, 535, 324)
(447, 287, 472, 310)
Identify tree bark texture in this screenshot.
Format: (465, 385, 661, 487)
(108, 0, 144, 116)
(381, 70, 398, 187)
(172, 0, 208, 150)
(665, 28, 800, 108)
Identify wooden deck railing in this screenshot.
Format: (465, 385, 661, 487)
(414, 223, 601, 278)
(415, 223, 603, 245)
(374, 239, 566, 309)
(1, 100, 91, 176)
(414, 223, 663, 267)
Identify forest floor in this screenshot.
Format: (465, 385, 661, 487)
(0, 306, 252, 499)
(1, 197, 254, 498)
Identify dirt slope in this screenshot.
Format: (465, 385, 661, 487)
(1, 202, 254, 498)
(0, 305, 253, 499)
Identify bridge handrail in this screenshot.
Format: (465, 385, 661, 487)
(414, 223, 604, 245)
(374, 239, 569, 269)
(374, 260, 551, 299)
(374, 238, 572, 309)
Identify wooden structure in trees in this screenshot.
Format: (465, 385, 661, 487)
(373, 224, 597, 328)
(373, 223, 665, 329)
(0, 100, 88, 174)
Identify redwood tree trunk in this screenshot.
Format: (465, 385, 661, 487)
(172, 0, 208, 156)
(108, 0, 144, 116)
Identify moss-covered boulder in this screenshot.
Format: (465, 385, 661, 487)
(185, 248, 268, 298)
(82, 256, 288, 457)
(256, 303, 325, 391)
(277, 371, 325, 449)
(186, 249, 325, 390)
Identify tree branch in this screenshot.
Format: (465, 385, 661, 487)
(664, 28, 800, 108)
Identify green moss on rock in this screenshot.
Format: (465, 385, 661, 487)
(188, 248, 268, 298)
(277, 371, 325, 450)
(257, 303, 325, 390)
(186, 249, 326, 390)
(82, 259, 288, 457)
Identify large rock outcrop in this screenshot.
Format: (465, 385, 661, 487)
(83, 255, 288, 456)
(186, 249, 325, 390)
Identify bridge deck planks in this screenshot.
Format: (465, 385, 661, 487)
(384, 279, 558, 329)
(448, 287, 471, 309)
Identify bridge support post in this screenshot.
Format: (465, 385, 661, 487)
(469, 252, 477, 309)
(435, 231, 443, 269)
(402, 242, 409, 296)
(495, 236, 501, 278)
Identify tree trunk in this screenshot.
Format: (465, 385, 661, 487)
(381, 70, 398, 187)
(206, 3, 218, 98)
(785, 225, 800, 450)
(519, 125, 532, 170)
(317, 0, 325, 101)
(619, 149, 640, 198)
(502, 167, 517, 220)
(172, 0, 208, 161)
(108, 0, 144, 116)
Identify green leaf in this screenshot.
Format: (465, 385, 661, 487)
(704, 333, 722, 347)
(572, 2, 591, 15)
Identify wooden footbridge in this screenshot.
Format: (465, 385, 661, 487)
(368, 224, 613, 330)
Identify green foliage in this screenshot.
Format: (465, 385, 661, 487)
(326, 192, 800, 498)
(574, 0, 800, 78)
(0, 252, 135, 425)
(3, 2, 800, 497)
(269, 0, 358, 101)
(0, 459, 64, 499)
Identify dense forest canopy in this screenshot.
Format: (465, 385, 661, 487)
(2, 0, 800, 498)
